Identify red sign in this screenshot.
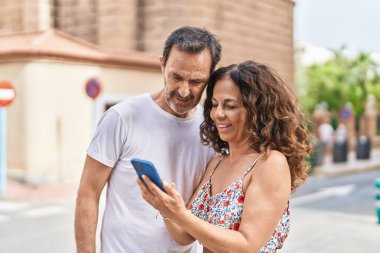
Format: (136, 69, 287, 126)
(85, 78, 102, 99)
(0, 81, 16, 107)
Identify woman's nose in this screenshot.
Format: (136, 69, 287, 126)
(214, 106, 225, 118)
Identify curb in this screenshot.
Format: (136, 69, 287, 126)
(313, 163, 380, 177)
(0, 179, 78, 202)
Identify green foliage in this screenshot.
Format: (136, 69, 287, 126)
(297, 47, 380, 116)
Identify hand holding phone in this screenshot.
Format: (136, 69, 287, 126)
(131, 158, 165, 192)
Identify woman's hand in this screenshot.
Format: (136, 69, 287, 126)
(137, 175, 188, 221)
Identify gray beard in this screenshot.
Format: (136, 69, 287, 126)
(164, 87, 193, 115)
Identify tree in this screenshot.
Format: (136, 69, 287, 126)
(297, 47, 380, 117)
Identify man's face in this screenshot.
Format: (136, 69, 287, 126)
(161, 46, 212, 117)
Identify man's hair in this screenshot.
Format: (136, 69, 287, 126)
(162, 26, 221, 73)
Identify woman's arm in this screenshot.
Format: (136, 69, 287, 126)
(138, 151, 290, 253)
(175, 151, 291, 253)
(163, 216, 196, 245)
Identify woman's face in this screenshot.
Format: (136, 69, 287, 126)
(210, 77, 248, 144)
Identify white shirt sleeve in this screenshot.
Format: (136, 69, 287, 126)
(87, 109, 127, 168)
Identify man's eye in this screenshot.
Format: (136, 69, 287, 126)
(211, 104, 218, 108)
(192, 80, 203, 85)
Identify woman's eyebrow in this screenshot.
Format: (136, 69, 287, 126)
(224, 98, 240, 103)
(211, 97, 241, 103)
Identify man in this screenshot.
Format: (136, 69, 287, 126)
(75, 26, 221, 253)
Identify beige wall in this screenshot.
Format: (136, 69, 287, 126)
(0, 60, 162, 184)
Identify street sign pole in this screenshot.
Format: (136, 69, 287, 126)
(376, 178, 380, 224)
(0, 81, 16, 196)
(93, 101, 97, 132)
(0, 107, 7, 195)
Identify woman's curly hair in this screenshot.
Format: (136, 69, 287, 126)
(200, 60, 312, 190)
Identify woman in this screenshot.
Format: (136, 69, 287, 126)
(138, 60, 311, 253)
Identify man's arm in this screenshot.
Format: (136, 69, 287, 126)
(75, 155, 112, 253)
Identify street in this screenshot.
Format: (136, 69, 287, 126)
(1, 169, 380, 253)
(282, 169, 380, 252)
(0, 197, 76, 253)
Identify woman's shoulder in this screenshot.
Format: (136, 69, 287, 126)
(203, 153, 223, 177)
(209, 153, 224, 168)
(253, 150, 290, 185)
(262, 150, 288, 168)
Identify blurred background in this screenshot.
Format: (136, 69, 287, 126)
(0, 0, 379, 252)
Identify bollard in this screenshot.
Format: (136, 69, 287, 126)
(333, 140, 348, 163)
(376, 178, 380, 224)
(310, 141, 325, 168)
(357, 136, 371, 160)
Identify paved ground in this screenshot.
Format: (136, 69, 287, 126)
(314, 149, 380, 176)
(1, 150, 380, 252)
(281, 207, 379, 253)
(0, 198, 76, 253)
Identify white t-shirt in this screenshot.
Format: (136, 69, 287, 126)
(87, 93, 213, 253)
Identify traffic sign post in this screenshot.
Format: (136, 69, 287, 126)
(376, 178, 380, 224)
(85, 78, 102, 132)
(0, 81, 16, 196)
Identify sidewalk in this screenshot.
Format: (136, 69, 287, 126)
(281, 207, 380, 253)
(1, 152, 379, 253)
(0, 179, 78, 202)
(313, 148, 380, 176)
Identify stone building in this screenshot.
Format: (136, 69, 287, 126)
(0, 0, 295, 86)
(0, 0, 295, 183)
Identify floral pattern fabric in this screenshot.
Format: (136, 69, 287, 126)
(189, 176, 290, 253)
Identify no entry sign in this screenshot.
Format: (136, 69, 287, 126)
(0, 81, 16, 107)
(85, 78, 101, 99)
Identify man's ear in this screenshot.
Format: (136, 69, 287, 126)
(159, 56, 165, 73)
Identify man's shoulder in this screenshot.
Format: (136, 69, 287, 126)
(111, 93, 151, 116)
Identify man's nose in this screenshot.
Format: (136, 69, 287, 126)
(177, 82, 190, 98)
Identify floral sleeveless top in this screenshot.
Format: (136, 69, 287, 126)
(189, 154, 290, 253)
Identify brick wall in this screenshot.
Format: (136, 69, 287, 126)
(0, 0, 51, 34)
(0, 0, 295, 85)
(128, 0, 295, 85)
(53, 0, 97, 43)
(97, 0, 137, 51)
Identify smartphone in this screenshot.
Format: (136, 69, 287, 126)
(131, 158, 165, 192)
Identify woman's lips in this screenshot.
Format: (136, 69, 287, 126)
(216, 123, 232, 132)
